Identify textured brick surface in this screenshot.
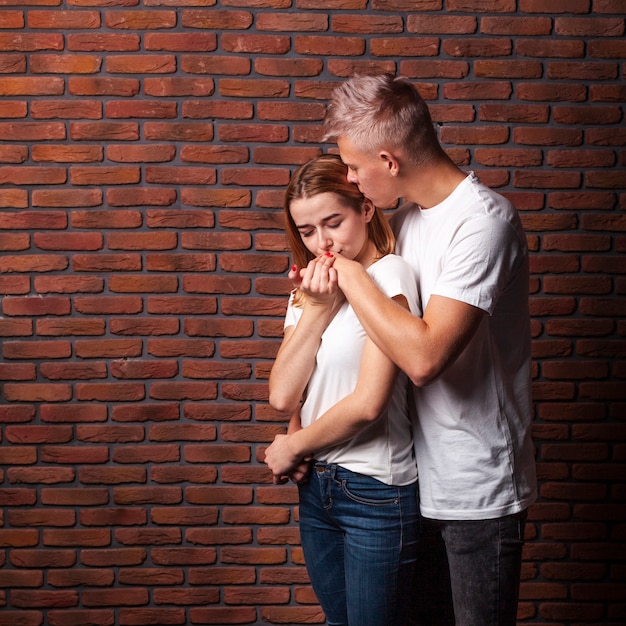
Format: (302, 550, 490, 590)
(0, 1, 624, 625)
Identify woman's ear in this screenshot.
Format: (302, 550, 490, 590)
(362, 197, 376, 223)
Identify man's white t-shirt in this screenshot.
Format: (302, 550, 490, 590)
(391, 172, 537, 520)
(284, 254, 420, 487)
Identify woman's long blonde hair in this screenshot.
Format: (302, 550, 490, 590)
(284, 154, 395, 306)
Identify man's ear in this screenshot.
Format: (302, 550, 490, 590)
(379, 150, 400, 177)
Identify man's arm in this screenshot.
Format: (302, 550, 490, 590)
(331, 255, 484, 387)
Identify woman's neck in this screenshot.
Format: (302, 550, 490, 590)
(354, 239, 380, 268)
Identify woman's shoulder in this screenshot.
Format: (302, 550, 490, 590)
(368, 254, 420, 312)
(368, 253, 413, 277)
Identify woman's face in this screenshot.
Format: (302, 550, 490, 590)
(289, 191, 373, 263)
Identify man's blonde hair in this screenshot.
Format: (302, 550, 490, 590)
(323, 74, 441, 166)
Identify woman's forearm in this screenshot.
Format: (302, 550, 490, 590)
(269, 301, 334, 413)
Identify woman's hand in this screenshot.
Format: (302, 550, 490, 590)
(271, 458, 313, 486)
(290, 253, 340, 307)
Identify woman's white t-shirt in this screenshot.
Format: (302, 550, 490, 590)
(284, 254, 420, 487)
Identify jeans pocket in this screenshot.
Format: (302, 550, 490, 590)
(339, 477, 399, 507)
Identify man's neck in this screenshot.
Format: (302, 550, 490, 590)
(401, 159, 467, 210)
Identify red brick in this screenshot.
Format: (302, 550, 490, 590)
(146, 340, 215, 359)
(222, 33, 291, 55)
(184, 99, 253, 122)
(68, 34, 140, 53)
(0, 233, 30, 251)
(182, 360, 251, 380)
(70, 165, 140, 186)
(154, 587, 219, 606)
(441, 125, 509, 145)
(146, 166, 216, 185)
(256, 12, 327, 32)
(404, 60, 469, 81)
(181, 54, 250, 77)
(548, 61, 618, 81)
(588, 39, 626, 59)
(47, 610, 115, 626)
(555, 17, 624, 37)
(180, 9, 252, 30)
(105, 100, 176, 119)
(31, 188, 102, 207)
(107, 144, 175, 163)
(34, 232, 103, 251)
(144, 76, 215, 97)
(475, 148, 542, 167)
(108, 275, 178, 293)
(144, 32, 216, 52)
(257, 101, 326, 121)
(517, 81, 587, 102)
(330, 57, 395, 77)
(443, 37, 512, 58)
(372, 36, 438, 57)
(30, 54, 101, 75)
(188, 607, 256, 625)
(72, 253, 141, 272)
(144, 121, 213, 142)
(73, 296, 142, 315)
(151, 466, 217, 484)
(69, 76, 140, 97)
(81, 588, 148, 607)
(0, 144, 28, 163)
(39, 404, 107, 424)
(149, 382, 217, 401)
(107, 187, 177, 207)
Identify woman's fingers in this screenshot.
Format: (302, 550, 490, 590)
(301, 254, 337, 296)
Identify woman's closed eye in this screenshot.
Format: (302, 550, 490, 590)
(299, 221, 342, 238)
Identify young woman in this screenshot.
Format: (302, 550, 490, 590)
(264, 154, 420, 626)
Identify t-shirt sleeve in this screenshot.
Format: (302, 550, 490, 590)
(368, 255, 421, 316)
(435, 215, 525, 315)
(284, 292, 302, 330)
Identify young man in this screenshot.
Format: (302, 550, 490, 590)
(320, 74, 537, 626)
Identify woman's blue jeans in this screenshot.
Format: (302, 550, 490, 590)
(298, 463, 419, 626)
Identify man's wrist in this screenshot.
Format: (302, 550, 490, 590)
(289, 429, 309, 460)
(335, 257, 361, 294)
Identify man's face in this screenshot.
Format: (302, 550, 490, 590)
(337, 136, 399, 209)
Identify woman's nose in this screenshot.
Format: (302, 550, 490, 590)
(319, 233, 332, 251)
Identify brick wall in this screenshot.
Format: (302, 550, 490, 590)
(0, 1, 624, 625)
